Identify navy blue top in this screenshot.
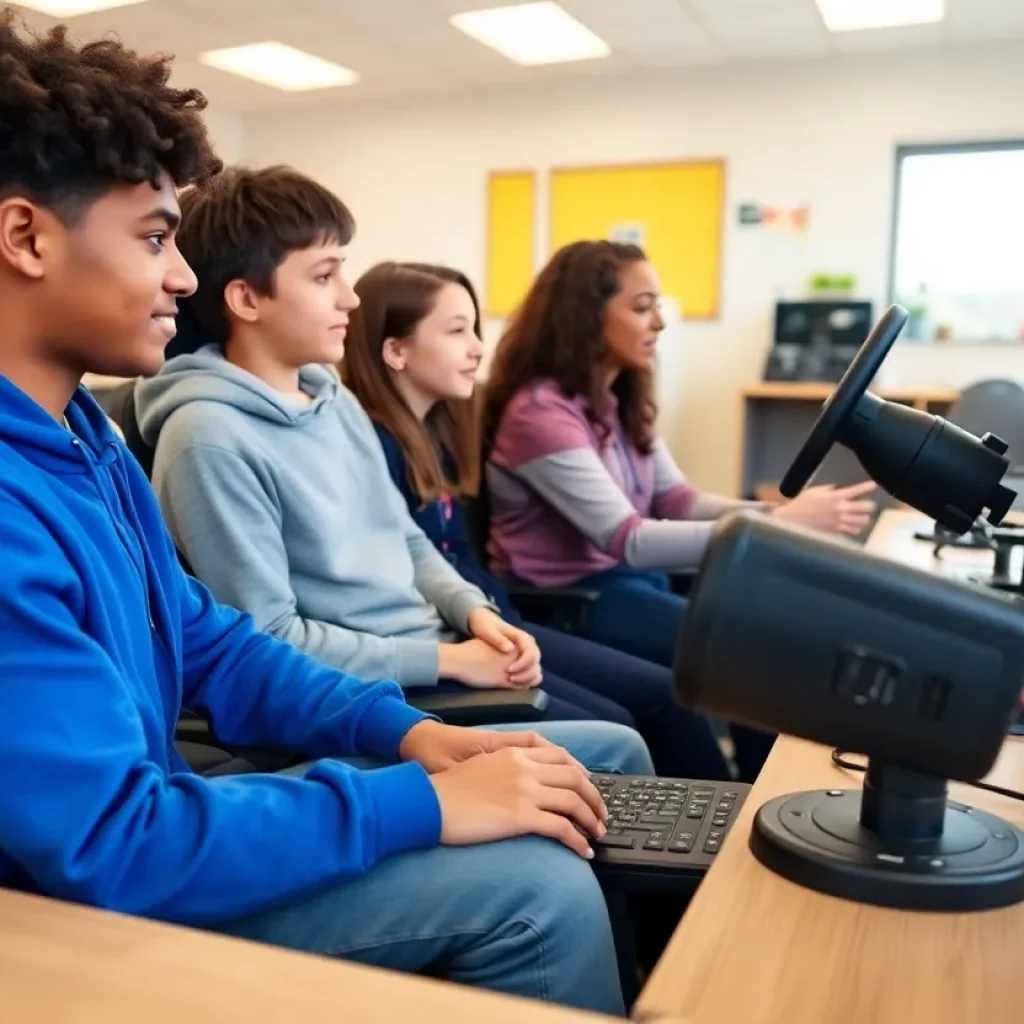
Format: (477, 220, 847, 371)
(374, 424, 517, 620)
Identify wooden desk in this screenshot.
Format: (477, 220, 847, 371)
(866, 507, 1024, 584)
(0, 888, 626, 1024)
(636, 509, 1024, 1024)
(738, 382, 959, 501)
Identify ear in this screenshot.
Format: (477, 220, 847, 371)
(223, 278, 262, 325)
(382, 336, 407, 372)
(0, 197, 53, 280)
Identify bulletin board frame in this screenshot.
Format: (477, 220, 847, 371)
(483, 168, 537, 319)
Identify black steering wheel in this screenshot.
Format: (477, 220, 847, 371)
(780, 304, 909, 498)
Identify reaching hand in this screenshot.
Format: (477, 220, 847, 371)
(430, 745, 609, 859)
(772, 481, 877, 536)
(467, 608, 543, 688)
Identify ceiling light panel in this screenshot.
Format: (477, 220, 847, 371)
(451, 2, 611, 65)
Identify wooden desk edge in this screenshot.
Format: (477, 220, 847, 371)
(742, 382, 960, 404)
(0, 889, 620, 1024)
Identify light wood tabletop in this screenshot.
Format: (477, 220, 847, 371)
(742, 382, 960, 408)
(635, 507, 1024, 1024)
(0, 888, 625, 1024)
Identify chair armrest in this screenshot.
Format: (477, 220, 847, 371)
(670, 573, 696, 597)
(507, 585, 599, 635)
(406, 689, 550, 726)
(174, 713, 298, 773)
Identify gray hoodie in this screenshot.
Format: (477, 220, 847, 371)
(135, 347, 491, 686)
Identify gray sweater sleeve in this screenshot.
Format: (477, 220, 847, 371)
(157, 443, 440, 686)
(402, 514, 494, 631)
(515, 449, 718, 573)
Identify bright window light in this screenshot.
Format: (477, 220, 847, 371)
(815, 0, 944, 32)
(451, 2, 611, 65)
(199, 43, 360, 92)
(9, 0, 148, 14)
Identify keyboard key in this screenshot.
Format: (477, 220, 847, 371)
(686, 807, 706, 819)
(670, 840, 693, 853)
(707, 830, 725, 843)
(644, 833, 668, 851)
(718, 800, 734, 812)
(674, 831, 696, 842)
(712, 817, 729, 828)
(724, 790, 739, 799)
(597, 833, 636, 849)
(639, 814, 678, 827)
(692, 788, 716, 798)
(703, 839, 721, 854)
(661, 803, 683, 815)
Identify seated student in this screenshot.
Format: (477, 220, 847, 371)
(341, 259, 740, 781)
(0, 19, 649, 1014)
(141, 169, 642, 739)
(483, 240, 877, 671)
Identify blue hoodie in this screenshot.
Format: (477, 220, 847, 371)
(0, 376, 440, 925)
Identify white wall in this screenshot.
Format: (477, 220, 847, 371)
(241, 42, 1024, 494)
(204, 107, 246, 166)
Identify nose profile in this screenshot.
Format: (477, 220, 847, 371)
(169, 246, 198, 298)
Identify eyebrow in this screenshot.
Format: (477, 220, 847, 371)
(142, 207, 181, 230)
(634, 291, 659, 301)
(312, 256, 342, 270)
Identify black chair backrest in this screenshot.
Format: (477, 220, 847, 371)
(104, 379, 157, 481)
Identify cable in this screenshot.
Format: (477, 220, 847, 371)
(832, 748, 1024, 804)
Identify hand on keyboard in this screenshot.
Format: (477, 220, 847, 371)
(431, 746, 608, 859)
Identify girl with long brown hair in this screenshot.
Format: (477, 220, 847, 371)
(483, 240, 875, 681)
(344, 260, 738, 781)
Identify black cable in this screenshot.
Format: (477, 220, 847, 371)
(832, 748, 1024, 803)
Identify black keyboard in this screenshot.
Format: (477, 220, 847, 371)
(590, 775, 750, 888)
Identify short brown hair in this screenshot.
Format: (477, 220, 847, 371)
(343, 262, 481, 502)
(176, 165, 356, 348)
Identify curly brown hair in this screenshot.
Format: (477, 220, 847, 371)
(343, 261, 480, 501)
(0, 9, 221, 222)
(482, 240, 657, 456)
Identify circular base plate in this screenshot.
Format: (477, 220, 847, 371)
(751, 789, 1024, 912)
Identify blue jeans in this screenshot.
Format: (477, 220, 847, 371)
(213, 721, 653, 1015)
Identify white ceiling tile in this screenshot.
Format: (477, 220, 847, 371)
(6, 0, 1024, 111)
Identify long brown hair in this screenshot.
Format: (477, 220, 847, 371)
(483, 240, 656, 455)
(342, 261, 481, 502)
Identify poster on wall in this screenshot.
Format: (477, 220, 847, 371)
(609, 222, 647, 246)
(738, 202, 810, 235)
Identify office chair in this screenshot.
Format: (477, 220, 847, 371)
(947, 380, 1024, 473)
(98, 381, 546, 770)
(465, 481, 600, 635)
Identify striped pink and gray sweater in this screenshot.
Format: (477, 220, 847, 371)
(486, 381, 762, 588)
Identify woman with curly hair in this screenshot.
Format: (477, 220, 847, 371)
(483, 241, 876, 670)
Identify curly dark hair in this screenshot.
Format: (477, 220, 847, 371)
(483, 239, 657, 455)
(0, 8, 221, 222)
(175, 165, 356, 348)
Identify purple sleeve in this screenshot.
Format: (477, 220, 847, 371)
(494, 390, 716, 572)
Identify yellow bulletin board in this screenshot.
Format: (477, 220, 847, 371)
(549, 160, 725, 319)
(484, 170, 536, 318)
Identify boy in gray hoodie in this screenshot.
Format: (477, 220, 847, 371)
(136, 167, 655, 723)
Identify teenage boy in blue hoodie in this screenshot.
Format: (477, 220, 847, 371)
(0, 15, 650, 1013)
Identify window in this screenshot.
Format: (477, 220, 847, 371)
(890, 141, 1024, 343)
